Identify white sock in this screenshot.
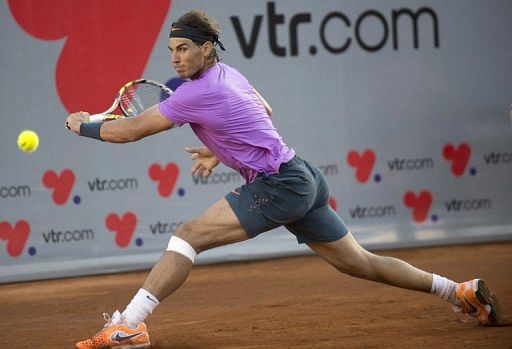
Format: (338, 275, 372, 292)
(430, 274, 458, 305)
(122, 288, 160, 328)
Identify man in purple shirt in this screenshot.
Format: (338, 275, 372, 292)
(67, 10, 502, 349)
(159, 62, 295, 182)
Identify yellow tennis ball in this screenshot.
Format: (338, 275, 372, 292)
(17, 130, 39, 153)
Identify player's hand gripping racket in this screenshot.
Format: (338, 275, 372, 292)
(66, 79, 172, 129)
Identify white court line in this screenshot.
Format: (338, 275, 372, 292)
(174, 320, 208, 326)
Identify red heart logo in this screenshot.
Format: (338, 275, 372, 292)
(106, 212, 137, 248)
(0, 220, 30, 257)
(42, 169, 75, 205)
(329, 196, 338, 211)
(148, 163, 180, 197)
(8, 0, 171, 113)
(403, 191, 432, 223)
(347, 149, 376, 183)
(442, 143, 471, 176)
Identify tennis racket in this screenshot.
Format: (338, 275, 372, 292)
(89, 79, 172, 121)
(66, 79, 172, 129)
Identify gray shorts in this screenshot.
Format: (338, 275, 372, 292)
(225, 156, 349, 244)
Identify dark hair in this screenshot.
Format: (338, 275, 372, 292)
(174, 10, 221, 62)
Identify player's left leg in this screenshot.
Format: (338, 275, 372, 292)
(76, 197, 250, 349)
(307, 232, 503, 325)
(76, 155, 319, 349)
(141, 197, 249, 302)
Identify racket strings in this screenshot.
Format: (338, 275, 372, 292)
(120, 83, 166, 117)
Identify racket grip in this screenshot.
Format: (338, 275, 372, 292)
(89, 114, 104, 122)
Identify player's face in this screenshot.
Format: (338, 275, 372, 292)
(168, 38, 211, 80)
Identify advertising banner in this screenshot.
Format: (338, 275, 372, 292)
(1, 0, 511, 283)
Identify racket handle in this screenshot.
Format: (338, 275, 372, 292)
(89, 114, 105, 122)
(88, 114, 124, 122)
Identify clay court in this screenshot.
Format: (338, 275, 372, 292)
(1, 242, 511, 348)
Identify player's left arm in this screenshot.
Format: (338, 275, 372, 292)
(66, 105, 175, 143)
(253, 88, 273, 117)
(185, 146, 220, 178)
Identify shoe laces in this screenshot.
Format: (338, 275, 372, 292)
(102, 310, 123, 328)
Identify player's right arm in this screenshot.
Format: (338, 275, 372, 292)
(66, 105, 175, 143)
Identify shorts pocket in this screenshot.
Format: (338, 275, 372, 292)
(261, 171, 311, 196)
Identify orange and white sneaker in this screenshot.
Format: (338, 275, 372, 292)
(76, 310, 151, 349)
(454, 279, 503, 325)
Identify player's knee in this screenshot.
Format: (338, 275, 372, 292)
(338, 263, 369, 278)
(166, 235, 197, 263)
(350, 253, 382, 279)
(173, 220, 195, 241)
(172, 220, 212, 254)
(166, 221, 200, 263)
(336, 251, 377, 279)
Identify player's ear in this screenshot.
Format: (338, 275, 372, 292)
(202, 41, 213, 60)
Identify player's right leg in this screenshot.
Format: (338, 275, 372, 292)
(307, 232, 433, 291)
(289, 158, 504, 326)
(307, 232, 504, 325)
(454, 279, 503, 325)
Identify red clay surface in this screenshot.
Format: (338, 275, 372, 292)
(1, 242, 511, 349)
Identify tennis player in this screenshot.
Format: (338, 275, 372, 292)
(66, 10, 503, 349)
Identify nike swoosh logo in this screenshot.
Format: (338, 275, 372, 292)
(112, 331, 143, 342)
(146, 295, 158, 303)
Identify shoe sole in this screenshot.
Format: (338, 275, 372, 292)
(475, 279, 504, 325)
(85, 343, 150, 349)
(77, 343, 150, 349)
(111, 345, 151, 349)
